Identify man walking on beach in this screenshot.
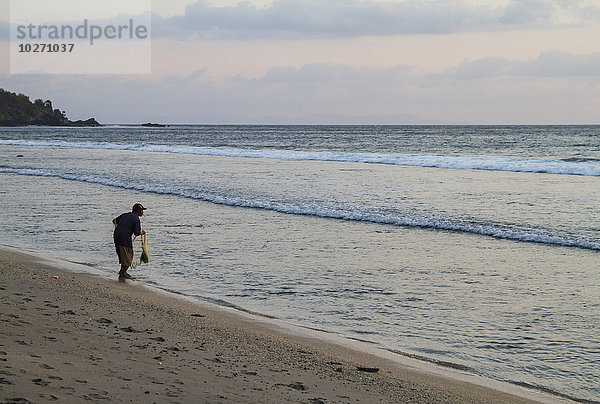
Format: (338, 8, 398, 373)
(113, 203, 146, 280)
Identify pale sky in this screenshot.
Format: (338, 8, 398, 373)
(1, 0, 600, 124)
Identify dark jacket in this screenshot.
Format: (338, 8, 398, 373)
(113, 212, 141, 248)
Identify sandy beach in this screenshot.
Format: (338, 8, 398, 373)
(0, 247, 569, 403)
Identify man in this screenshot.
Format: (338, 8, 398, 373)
(113, 203, 146, 280)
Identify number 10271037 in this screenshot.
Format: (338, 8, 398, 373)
(18, 43, 75, 53)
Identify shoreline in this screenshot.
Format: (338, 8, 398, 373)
(0, 245, 572, 403)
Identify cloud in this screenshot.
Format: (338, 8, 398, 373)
(511, 51, 600, 76)
(251, 63, 414, 84)
(499, 0, 554, 25)
(152, 0, 600, 40)
(230, 52, 600, 94)
(2, 51, 599, 124)
(438, 51, 600, 80)
(449, 57, 511, 80)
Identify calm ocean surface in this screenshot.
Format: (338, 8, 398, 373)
(1, 125, 599, 401)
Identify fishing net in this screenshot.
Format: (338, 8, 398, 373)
(130, 232, 149, 269)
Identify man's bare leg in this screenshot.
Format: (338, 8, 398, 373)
(118, 265, 132, 279)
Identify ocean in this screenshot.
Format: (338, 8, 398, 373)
(1, 125, 599, 402)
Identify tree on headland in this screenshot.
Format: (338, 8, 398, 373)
(0, 89, 100, 126)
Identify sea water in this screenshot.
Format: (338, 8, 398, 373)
(1, 125, 599, 401)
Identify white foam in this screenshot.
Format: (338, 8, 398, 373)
(2, 167, 599, 251)
(1, 139, 599, 176)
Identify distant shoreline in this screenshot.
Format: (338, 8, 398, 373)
(0, 118, 101, 127)
(0, 89, 101, 127)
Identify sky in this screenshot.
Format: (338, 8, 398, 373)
(1, 0, 600, 124)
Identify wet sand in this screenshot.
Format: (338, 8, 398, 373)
(0, 247, 569, 403)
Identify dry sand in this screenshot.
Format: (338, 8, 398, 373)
(0, 247, 570, 403)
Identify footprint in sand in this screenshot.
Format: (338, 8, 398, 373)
(0, 377, 14, 385)
(32, 378, 49, 386)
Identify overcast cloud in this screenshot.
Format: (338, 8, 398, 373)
(1, 0, 599, 123)
(153, 0, 600, 40)
(2, 49, 598, 124)
(436, 51, 600, 80)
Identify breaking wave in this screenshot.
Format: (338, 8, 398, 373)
(2, 139, 600, 176)
(1, 166, 599, 251)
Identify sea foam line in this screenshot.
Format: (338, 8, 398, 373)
(2, 167, 599, 251)
(1, 139, 599, 176)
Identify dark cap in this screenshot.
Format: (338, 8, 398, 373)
(132, 203, 146, 212)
